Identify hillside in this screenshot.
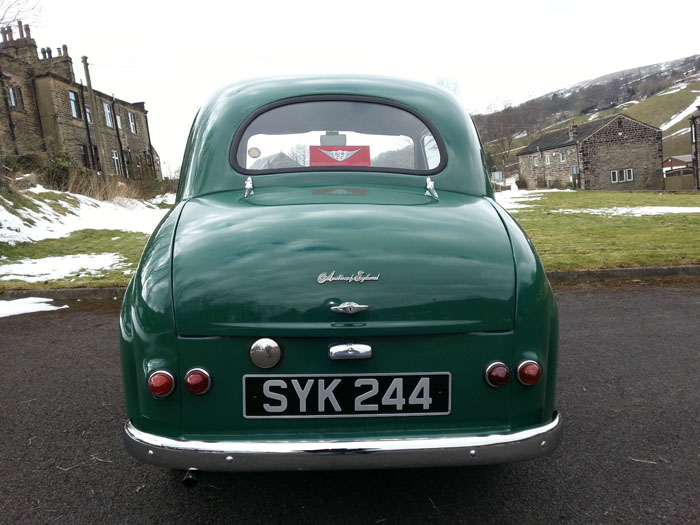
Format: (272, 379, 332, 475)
(475, 54, 700, 174)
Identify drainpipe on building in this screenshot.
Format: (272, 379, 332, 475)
(691, 111, 699, 190)
(111, 97, 128, 178)
(81, 56, 107, 174)
(143, 110, 157, 180)
(79, 82, 95, 169)
(0, 60, 19, 155)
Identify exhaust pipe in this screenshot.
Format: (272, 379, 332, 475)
(182, 468, 199, 488)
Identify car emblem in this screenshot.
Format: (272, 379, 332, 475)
(319, 148, 361, 162)
(317, 271, 380, 284)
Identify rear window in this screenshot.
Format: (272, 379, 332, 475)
(232, 99, 444, 174)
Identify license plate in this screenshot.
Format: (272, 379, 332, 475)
(243, 373, 451, 419)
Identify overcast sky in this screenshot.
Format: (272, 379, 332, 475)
(30, 0, 699, 177)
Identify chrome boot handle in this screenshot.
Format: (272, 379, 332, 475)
(329, 343, 372, 360)
(330, 301, 370, 315)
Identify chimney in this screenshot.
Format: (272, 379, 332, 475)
(17, 21, 24, 38)
(569, 121, 578, 139)
(40, 47, 46, 59)
(24, 24, 30, 38)
(1, 28, 6, 42)
(62, 44, 68, 56)
(6, 25, 13, 40)
(57, 47, 62, 57)
(46, 47, 52, 58)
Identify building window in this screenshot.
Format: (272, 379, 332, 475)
(85, 105, 92, 124)
(128, 112, 137, 134)
(545, 154, 551, 165)
(79, 145, 90, 167)
(116, 115, 122, 129)
(112, 150, 121, 175)
(9, 86, 23, 109)
(69, 91, 82, 119)
(103, 102, 114, 128)
(92, 145, 102, 172)
(611, 169, 634, 183)
(560, 150, 566, 162)
(533, 156, 539, 167)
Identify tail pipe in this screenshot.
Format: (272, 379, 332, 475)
(182, 468, 199, 488)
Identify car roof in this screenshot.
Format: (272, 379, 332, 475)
(177, 75, 492, 200)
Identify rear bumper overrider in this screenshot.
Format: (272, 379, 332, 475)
(123, 412, 562, 471)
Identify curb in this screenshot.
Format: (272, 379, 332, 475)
(546, 265, 700, 283)
(0, 286, 126, 301)
(1, 266, 699, 301)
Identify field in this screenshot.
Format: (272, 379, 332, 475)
(499, 191, 700, 270)
(1, 188, 699, 291)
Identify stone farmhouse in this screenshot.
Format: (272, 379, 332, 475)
(0, 22, 160, 179)
(517, 115, 662, 190)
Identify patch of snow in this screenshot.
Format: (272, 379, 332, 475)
(616, 101, 638, 109)
(587, 112, 600, 121)
(658, 83, 687, 96)
(111, 236, 121, 241)
(663, 128, 690, 140)
(0, 187, 173, 245)
(25, 184, 62, 194)
(148, 193, 176, 206)
(494, 188, 575, 212)
(660, 95, 700, 131)
(0, 253, 129, 283)
(553, 207, 700, 217)
(513, 131, 527, 139)
(0, 297, 68, 318)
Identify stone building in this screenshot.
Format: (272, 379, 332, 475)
(0, 22, 160, 179)
(517, 115, 662, 190)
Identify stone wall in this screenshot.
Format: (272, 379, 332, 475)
(579, 116, 663, 190)
(0, 41, 46, 154)
(518, 144, 578, 189)
(1, 29, 160, 179)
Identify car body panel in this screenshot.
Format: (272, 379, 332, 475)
(172, 188, 515, 337)
(121, 76, 560, 470)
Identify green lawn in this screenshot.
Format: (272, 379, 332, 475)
(509, 191, 700, 270)
(0, 229, 149, 291)
(1, 191, 698, 290)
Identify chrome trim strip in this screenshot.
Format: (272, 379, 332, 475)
(328, 343, 372, 360)
(123, 412, 562, 471)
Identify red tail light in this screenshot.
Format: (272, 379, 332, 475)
(148, 370, 175, 397)
(518, 360, 542, 385)
(184, 368, 211, 395)
(485, 362, 510, 388)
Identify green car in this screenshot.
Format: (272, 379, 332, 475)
(120, 76, 561, 480)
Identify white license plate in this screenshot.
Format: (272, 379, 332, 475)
(243, 372, 451, 419)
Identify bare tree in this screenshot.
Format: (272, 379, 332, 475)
(436, 77, 461, 98)
(286, 144, 309, 167)
(0, 0, 40, 26)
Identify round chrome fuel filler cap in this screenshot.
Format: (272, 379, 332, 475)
(250, 338, 282, 369)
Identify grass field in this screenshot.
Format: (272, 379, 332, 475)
(1, 190, 699, 291)
(508, 191, 700, 270)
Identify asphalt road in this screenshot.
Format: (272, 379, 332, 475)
(1, 282, 698, 524)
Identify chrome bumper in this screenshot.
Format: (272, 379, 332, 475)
(123, 412, 562, 471)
